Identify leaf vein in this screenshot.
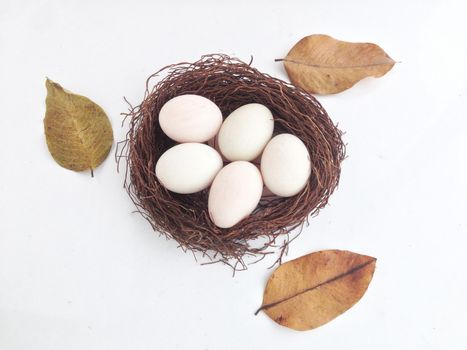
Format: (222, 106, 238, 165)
(255, 258, 376, 315)
(282, 58, 395, 69)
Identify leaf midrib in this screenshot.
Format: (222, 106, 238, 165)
(281, 58, 395, 70)
(65, 94, 94, 170)
(255, 258, 376, 315)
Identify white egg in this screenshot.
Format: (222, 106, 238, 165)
(208, 161, 263, 228)
(217, 103, 274, 161)
(261, 134, 311, 197)
(159, 94, 222, 143)
(155, 143, 222, 194)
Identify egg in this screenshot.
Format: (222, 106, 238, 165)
(155, 143, 222, 194)
(208, 161, 263, 228)
(261, 134, 311, 197)
(159, 94, 223, 143)
(217, 103, 274, 161)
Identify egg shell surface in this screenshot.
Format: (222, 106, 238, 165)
(208, 161, 263, 228)
(260, 134, 311, 197)
(217, 103, 274, 161)
(159, 94, 223, 143)
(155, 143, 223, 194)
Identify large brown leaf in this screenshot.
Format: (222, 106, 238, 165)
(280, 34, 395, 94)
(44, 79, 113, 176)
(256, 250, 376, 331)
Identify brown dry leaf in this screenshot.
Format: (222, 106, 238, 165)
(280, 34, 395, 94)
(256, 250, 376, 331)
(44, 78, 113, 176)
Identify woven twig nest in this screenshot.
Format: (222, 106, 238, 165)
(119, 54, 345, 269)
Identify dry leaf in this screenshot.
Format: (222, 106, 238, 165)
(256, 250, 376, 331)
(280, 34, 395, 94)
(44, 78, 113, 176)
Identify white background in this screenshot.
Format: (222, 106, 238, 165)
(1, 0, 466, 349)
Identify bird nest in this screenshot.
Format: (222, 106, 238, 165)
(117, 54, 345, 270)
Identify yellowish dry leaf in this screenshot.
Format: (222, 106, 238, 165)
(256, 250, 376, 331)
(44, 78, 113, 175)
(281, 34, 395, 94)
